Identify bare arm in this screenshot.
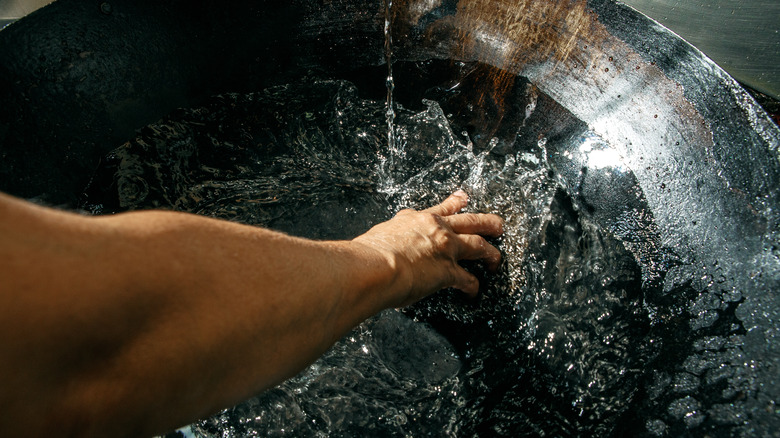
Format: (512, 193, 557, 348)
(0, 190, 502, 437)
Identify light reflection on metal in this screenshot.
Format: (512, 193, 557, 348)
(578, 133, 626, 171)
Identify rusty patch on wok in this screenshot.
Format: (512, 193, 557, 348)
(392, 0, 714, 181)
(392, 0, 601, 109)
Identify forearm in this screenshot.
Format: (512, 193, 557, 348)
(1, 197, 401, 437)
(111, 210, 402, 397)
(92, 211, 401, 435)
(0, 190, 502, 437)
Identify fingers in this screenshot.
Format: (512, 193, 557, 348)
(447, 235, 500, 297)
(456, 234, 502, 271)
(450, 267, 480, 297)
(392, 190, 504, 299)
(421, 191, 503, 236)
(426, 190, 504, 271)
(423, 190, 469, 217)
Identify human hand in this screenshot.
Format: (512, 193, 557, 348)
(353, 190, 503, 307)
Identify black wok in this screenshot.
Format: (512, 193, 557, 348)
(0, 0, 777, 436)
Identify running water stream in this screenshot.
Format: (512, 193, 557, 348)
(379, 0, 403, 193)
(384, 0, 395, 151)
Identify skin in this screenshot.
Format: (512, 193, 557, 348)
(0, 189, 502, 437)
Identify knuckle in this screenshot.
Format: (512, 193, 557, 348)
(428, 212, 445, 224)
(439, 231, 455, 247)
(431, 229, 454, 251)
(466, 234, 486, 251)
(418, 212, 445, 228)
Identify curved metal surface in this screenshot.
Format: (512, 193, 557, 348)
(0, 0, 778, 435)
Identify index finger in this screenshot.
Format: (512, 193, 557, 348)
(423, 190, 469, 217)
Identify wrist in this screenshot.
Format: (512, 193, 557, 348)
(343, 238, 413, 309)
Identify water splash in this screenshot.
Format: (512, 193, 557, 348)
(81, 76, 757, 437)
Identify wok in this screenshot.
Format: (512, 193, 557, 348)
(0, 0, 778, 436)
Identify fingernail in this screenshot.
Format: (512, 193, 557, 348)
(453, 189, 468, 200)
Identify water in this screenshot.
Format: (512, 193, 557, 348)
(83, 71, 765, 437)
(384, 0, 395, 153)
